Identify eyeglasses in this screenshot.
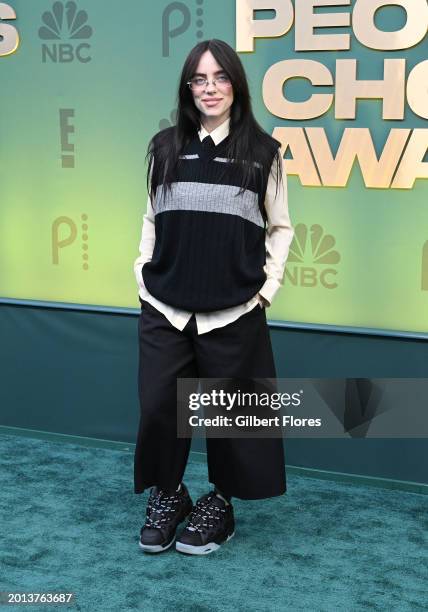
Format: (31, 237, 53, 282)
(187, 74, 232, 92)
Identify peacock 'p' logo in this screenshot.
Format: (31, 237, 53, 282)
(288, 224, 340, 265)
(39, 1, 92, 40)
(39, 1, 93, 63)
(286, 224, 341, 288)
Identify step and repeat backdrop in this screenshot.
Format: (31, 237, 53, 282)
(1, 0, 428, 335)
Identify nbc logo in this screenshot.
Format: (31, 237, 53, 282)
(38, 1, 93, 63)
(285, 224, 340, 288)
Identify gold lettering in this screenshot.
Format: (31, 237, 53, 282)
(335, 58, 406, 119)
(295, 0, 351, 52)
(272, 127, 321, 186)
(307, 127, 410, 187)
(391, 129, 428, 188)
(236, 0, 293, 52)
(0, 2, 19, 56)
(406, 60, 428, 120)
(353, 0, 428, 51)
(263, 59, 333, 119)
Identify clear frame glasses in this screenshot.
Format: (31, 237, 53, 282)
(187, 74, 232, 92)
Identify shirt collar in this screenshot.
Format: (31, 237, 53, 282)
(198, 115, 230, 146)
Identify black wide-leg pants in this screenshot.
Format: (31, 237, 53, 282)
(134, 298, 286, 500)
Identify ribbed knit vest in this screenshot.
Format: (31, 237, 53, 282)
(141, 128, 278, 312)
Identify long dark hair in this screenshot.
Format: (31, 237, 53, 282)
(145, 39, 283, 225)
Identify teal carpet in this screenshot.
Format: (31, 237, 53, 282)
(0, 433, 427, 611)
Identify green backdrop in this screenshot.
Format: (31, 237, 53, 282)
(1, 0, 427, 336)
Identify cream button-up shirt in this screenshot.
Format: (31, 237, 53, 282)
(133, 116, 294, 335)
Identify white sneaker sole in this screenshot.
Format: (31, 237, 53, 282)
(138, 510, 193, 553)
(139, 534, 176, 553)
(175, 531, 235, 555)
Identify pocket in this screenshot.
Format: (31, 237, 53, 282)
(247, 303, 262, 317)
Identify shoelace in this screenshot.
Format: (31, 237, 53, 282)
(144, 489, 182, 529)
(186, 493, 226, 533)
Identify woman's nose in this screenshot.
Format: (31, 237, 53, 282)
(205, 79, 217, 92)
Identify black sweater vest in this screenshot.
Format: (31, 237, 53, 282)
(142, 130, 277, 312)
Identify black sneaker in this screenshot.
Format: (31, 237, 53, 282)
(175, 490, 235, 555)
(139, 482, 193, 553)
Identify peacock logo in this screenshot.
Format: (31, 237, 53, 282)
(38, 1, 93, 63)
(285, 224, 341, 288)
(159, 109, 178, 131)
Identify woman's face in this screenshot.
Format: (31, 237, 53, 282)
(189, 50, 234, 124)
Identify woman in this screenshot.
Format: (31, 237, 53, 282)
(133, 39, 294, 555)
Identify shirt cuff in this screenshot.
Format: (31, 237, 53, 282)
(258, 278, 281, 307)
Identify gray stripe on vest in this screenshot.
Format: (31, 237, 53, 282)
(154, 181, 264, 228)
(213, 157, 262, 169)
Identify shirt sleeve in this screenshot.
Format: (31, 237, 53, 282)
(133, 165, 156, 292)
(258, 155, 295, 307)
